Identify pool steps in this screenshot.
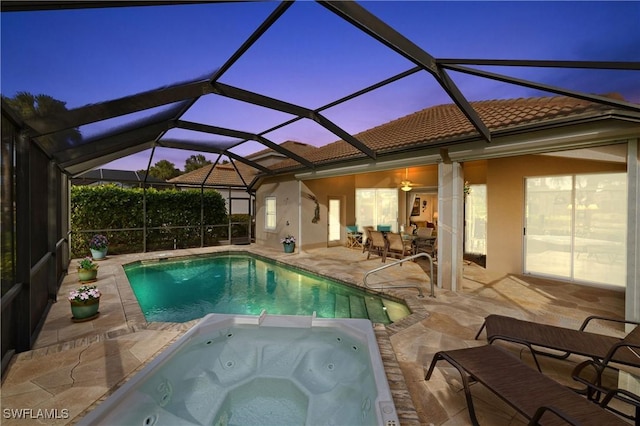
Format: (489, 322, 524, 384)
(320, 292, 398, 324)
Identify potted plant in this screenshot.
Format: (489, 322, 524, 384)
(281, 235, 296, 253)
(89, 234, 108, 259)
(77, 257, 99, 283)
(68, 284, 101, 321)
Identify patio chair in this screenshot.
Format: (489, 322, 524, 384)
(415, 227, 436, 259)
(385, 232, 413, 262)
(415, 227, 433, 238)
(475, 314, 640, 372)
(346, 225, 363, 249)
(425, 344, 631, 426)
(361, 226, 375, 253)
(366, 230, 388, 262)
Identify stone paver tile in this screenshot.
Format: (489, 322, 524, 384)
(124, 330, 178, 362)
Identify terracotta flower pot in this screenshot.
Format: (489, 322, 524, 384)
(78, 267, 98, 283)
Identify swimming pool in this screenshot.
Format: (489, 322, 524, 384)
(77, 313, 400, 426)
(124, 253, 410, 324)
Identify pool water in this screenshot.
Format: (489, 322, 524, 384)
(124, 253, 410, 324)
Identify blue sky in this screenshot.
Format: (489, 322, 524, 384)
(2, 1, 639, 172)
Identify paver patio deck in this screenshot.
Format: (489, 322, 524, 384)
(0, 245, 631, 425)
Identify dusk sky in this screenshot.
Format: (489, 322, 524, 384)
(2, 1, 639, 172)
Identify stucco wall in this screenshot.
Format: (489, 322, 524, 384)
(486, 154, 626, 273)
(255, 175, 358, 250)
(303, 176, 356, 249)
(255, 175, 300, 250)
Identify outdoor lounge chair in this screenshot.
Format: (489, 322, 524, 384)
(475, 314, 640, 372)
(425, 345, 631, 426)
(571, 340, 640, 423)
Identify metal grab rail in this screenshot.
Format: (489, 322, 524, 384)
(363, 252, 435, 298)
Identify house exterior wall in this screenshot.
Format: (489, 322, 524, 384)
(256, 167, 439, 250)
(256, 155, 627, 277)
(255, 175, 300, 250)
(485, 153, 627, 274)
(302, 176, 355, 250)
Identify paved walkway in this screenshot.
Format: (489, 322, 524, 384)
(0, 245, 629, 425)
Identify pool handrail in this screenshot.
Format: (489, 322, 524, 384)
(363, 252, 435, 298)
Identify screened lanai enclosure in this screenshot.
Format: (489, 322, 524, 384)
(2, 0, 639, 375)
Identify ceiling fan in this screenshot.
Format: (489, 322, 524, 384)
(400, 168, 422, 191)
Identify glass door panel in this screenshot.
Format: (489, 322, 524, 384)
(356, 189, 375, 229)
(464, 184, 487, 255)
(328, 197, 341, 245)
(524, 176, 573, 279)
(376, 189, 398, 232)
(356, 189, 398, 232)
(573, 173, 626, 286)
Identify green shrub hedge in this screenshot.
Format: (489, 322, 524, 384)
(71, 185, 230, 257)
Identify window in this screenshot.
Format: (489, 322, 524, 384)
(265, 196, 276, 230)
(356, 188, 398, 232)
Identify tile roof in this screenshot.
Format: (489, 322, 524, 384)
(246, 140, 319, 160)
(169, 94, 634, 186)
(170, 140, 319, 186)
(169, 161, 259, 187)
(269, 95, 626, 170)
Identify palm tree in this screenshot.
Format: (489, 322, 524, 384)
(2, 91, 82, 149)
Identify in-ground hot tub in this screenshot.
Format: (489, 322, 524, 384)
(79, 313, 400, 426)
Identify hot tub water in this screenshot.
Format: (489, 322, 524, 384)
(78, 313, 400, 426)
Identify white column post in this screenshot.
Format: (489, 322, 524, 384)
(437, 159, 464, 291)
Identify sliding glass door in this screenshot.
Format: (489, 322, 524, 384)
(524, 173, 626, 287)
